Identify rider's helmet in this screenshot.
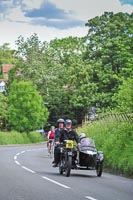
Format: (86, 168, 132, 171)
(65, 119, 72, 125)
(57, 118, 65, 124)
(51, 126, 55, 130)
(79, 133, 86, 140)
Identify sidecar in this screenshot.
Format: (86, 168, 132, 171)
(76, 138, 104, 177)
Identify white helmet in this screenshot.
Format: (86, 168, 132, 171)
(79, 133, 86, 139)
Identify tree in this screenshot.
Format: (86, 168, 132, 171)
(13, 35, 88, 124)
(84, 12, 133, 109)
(0, 43, 18, 65)
(0, 93, 8, 129)
(8, 81, 49, 132)
(112, 78, 133, 113)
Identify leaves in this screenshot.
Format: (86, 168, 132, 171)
(3, 12, 132, 126)
(8, 81, 49, 132)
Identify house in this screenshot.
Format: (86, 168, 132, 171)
(0, 80, 6, 92)
(2, 64, 13, 80)
(0, 64, 13, 92)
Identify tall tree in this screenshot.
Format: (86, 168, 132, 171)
(13, 35, 88, 124)
(0, 43, 17, 65)
(0, 93, 8, 129)
(112, 78, 133, 113)
(84, 12, 133, 109)
(8, 81, 49, 132)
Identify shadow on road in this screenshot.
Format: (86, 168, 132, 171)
(37, 170, 98, 179)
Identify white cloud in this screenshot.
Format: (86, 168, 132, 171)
(22, 0, 44, 10)
(6, 6, 31, 23)
(0, 21, 88, 49)
(49, 0, 133, 20)
(0, 0, 132, 49)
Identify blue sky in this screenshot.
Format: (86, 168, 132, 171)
(0, 0, 132, 49)
(120, 0, 133, 5)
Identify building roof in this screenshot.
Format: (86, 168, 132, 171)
(2, 64, 13, 74)
(0, 79, 8, 83)
(0, 81, 6, 86)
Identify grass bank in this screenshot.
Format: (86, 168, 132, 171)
(0, 131, 45, 145)
(76, 118, 133, 178)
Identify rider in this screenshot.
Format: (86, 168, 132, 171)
(79, 133, 94, 149)
(53, 119, 81, 167)
(52, 118, 65, 165)
(47, 126, 55, 156)
(79, 133, 86, 141)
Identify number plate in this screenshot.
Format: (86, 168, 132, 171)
(68, 152, 72, 156)
(65, 140, 74, 148)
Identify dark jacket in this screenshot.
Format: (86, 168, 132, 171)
(54, 128, 63, 142)
(58, 128, 80, 144)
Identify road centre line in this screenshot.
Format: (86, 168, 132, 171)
(42, 176, 70, 189)
(85, 196, 98, 200)
(21, 150, 25, 154)
(21, 166, 36, 174)
(15, 160, 20, 165)
(14, 156, 17, 160)
(14, 148, 71, 189)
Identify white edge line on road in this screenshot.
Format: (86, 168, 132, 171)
(15, 160, 20, 165)
(21, 166, 36, 174)
(85, 196, 98, 200)
(42, 176, 70, 189)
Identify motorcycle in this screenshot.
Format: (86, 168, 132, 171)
(58, 138, 104, 177)
(58, 140, 74, 177)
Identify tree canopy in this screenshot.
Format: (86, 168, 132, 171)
(3, 12, 133, 126)
(8, 81, 49, 132)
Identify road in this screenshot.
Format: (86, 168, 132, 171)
(0, 143, 132, 200)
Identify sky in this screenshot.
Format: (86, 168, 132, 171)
(0, 0, 132, 49)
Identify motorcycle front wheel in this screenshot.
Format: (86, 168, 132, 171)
(59, 157, 65, 175)
(65, 156, 72, 177)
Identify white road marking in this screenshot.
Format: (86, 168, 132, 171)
(14, 148, 71, 190)
(42, 176, 70, 189)
(21, 150, 25, 154)
(14, 156, 17, 160)
(21, 166, 36, 174)
(85, 196, 98, 200)
(15, 160, 20, 165)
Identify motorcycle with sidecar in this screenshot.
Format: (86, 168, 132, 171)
(58, 138, 104, 177)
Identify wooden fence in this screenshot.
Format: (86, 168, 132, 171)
(82, 113, 133, 126)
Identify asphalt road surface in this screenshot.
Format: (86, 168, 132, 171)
(0, 143, 132, 200)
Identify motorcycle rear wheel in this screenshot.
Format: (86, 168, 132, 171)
(96, 162, 103, 177)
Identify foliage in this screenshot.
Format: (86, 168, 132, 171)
(3, 12, 133, 127)
(0, 93, 8, 129)
(0, 131, 44, 144)
(8, 81, 49, 132)
(112, 78, 133, 113)
(0, 43, 18, 66)
(84, 12, 133, 109)
(28, 131, 45, 143)
(11, 34, 88, 125)
(77, 118, 133, 176)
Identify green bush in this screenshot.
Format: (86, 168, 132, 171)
(77, 119, 133, 177)
(27, 131, 44, 143)
(0, 131, 44, 145)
